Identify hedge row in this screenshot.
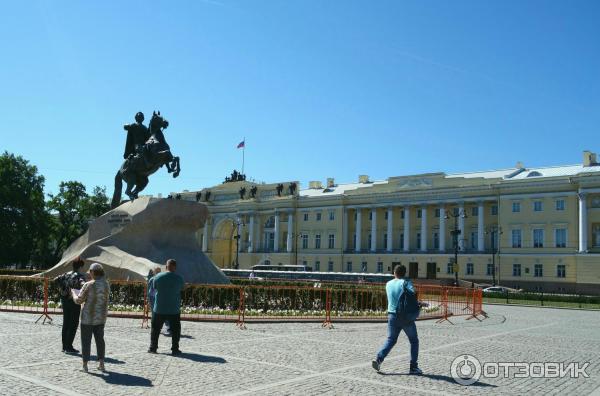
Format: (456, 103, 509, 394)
(483, 291, 600, 305)
(0, 277, 390, 314)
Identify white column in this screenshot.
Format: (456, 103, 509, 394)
(202, 221, 209, 253)
(355, 209, 362, 252)
(343, 209, 349, 251)
(458, 203, 465, 251)
(477, 202, 485, 252)
(386, 207, 393, 252)
(403, 206, 410, 252)
(274, 212, 280, 252)
(439, 206, 446, 252)
(286, 211, 293, 253)
(370, 208, 377, 252)
(579, 193, 588, 252)
(247, 214, 255, 253)
(420, 206, 427, 251)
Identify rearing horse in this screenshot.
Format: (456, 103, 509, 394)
(111, 111, 181, 208)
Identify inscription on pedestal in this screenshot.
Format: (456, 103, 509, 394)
(107, 212, 132, 231)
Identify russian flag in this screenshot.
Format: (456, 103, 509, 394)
(237, 140, 245, 149)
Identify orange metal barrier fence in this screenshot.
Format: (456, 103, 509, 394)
(0, 276, 486, 327)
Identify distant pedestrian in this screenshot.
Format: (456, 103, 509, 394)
(372, 264, 423, 375)
(148, 259, 184, 355)
(73, 263, 110, 373)
(54, 257, 87, 354)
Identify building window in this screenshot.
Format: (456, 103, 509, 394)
(447, 262, 453, 274)
(303, 213, 309, 221)
(361, 261, 367, 272)
(302, 260, 308, 266)
(346, 261, 353, 272)
(433, 232, 439, 249)
(353, 234, 356, 250)
(416, 233, 421, 250)
(383, 234, 388, 250)
(354, 211, 357, 221)
(534, 264, 543, 277)
(417, 209, 422, 218)
(556, 200, 565, 211)
(470, 232, 477, 249)
(384, 211, 388, 220)
(377, 262, 383, 273)
(466, 263, 474, 275)
(513, 264, 521, 277)
(369, 211, 372, 221)
(316, 212, 322, 221)
(557, 264, 566, 278)
(368, 234, 372, 250)
(400, 234, 404, 250)
(491, 205, 498, 215)
(315, 234, 321, 249)
(453, 207, 459, 216)
(328, 234, 335, 249)
(315, 261, 320, 271)
(329, 211, 335, 221)
(328, 261, 334, 272)
(302, 234, 308, 249)
(435, 208, 440, 218)
(533, 201, 543, 212)
(487, 263, 494, 276)
(471, 207, 478, 216)
(533, 229, 544, 248)
(555, 229, 566, 248)
(512, 202, 521, 213)
(401, 210, 405, 219)
(512, 229, 522, 248)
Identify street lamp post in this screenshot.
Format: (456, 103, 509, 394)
(447, 208, 467, 286)
(293, 232, 304, 267)
(486, 226, 503, 286)
(233, 217, 244, 269)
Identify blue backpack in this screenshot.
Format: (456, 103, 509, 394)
(396, 279, 420, 321)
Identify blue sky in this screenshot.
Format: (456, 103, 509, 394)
(2, 1, 599, 196)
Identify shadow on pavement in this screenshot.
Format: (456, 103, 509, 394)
(89, 371, 152, 387)
(174, 352, 226, 363)
(88, 357, 125, 364)
(378, 372, 497, 388)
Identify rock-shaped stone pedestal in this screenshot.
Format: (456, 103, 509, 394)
(42, 197, 229, 284)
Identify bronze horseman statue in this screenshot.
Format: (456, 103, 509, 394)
(111, 111, 181, 208)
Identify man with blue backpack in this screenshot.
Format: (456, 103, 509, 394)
(372, 264, 423, 375)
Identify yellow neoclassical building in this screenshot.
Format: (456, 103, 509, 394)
(175, 151, 600, 293)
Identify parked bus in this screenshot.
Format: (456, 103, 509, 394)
(251, 264, 313, 272)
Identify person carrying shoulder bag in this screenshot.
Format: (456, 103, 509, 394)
(372, 264, 425, 375)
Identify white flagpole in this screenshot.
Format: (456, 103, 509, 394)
(242, 137, 245, 175)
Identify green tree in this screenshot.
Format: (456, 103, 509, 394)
(0, 152, 47, 267)
(46, 182, 110, 263)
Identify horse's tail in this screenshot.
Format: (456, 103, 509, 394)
(111, 170, 123, 208)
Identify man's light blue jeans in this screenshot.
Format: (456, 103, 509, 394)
(376, 313, 419, 368)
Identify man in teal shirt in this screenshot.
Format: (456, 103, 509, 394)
(148, 259, 184, 355)
(372, 264, 422, 375)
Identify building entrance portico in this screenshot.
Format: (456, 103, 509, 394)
(211, 218, 237, 268)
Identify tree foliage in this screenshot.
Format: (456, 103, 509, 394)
(0, 152, 111, 268)
(0, 152, 47, 267)
(46, 182, 110, 264)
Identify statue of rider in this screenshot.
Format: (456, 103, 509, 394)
(123, 112, 150, 160)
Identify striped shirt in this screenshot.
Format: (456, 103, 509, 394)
(74, 278, 110, 325)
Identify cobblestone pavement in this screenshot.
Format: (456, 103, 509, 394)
(0, 305, 599, 395)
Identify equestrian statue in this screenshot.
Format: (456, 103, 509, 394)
(111, 111, 181, 208)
